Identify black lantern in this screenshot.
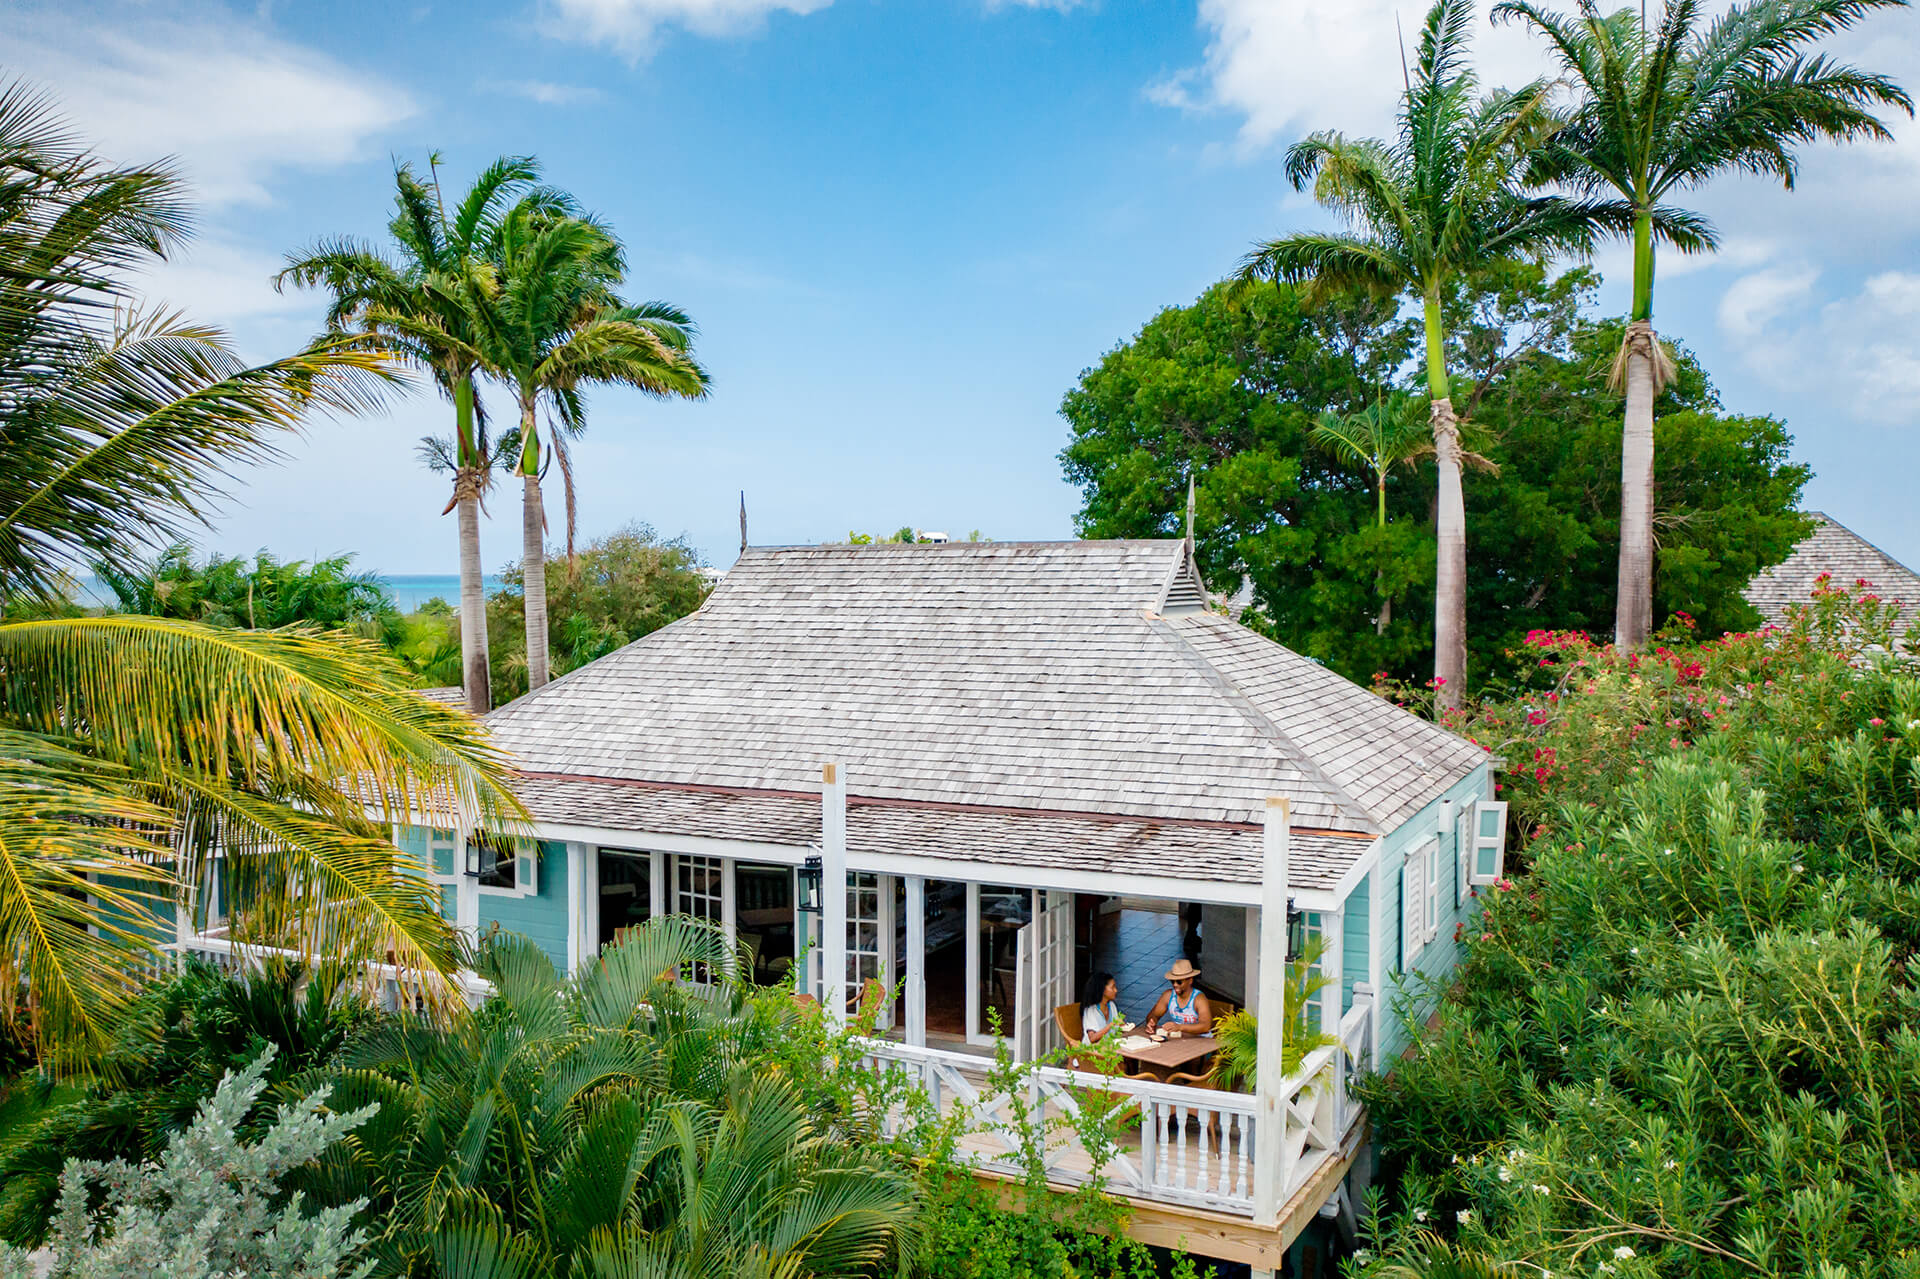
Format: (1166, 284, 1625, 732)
(1285, 897, 1307, 962)
(796, 854, 824, 916)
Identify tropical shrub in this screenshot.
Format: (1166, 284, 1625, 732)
(485, 522, 710, 702)
(1355, 586, 1920, 1277)
(1211, 936, 1337, 1092)
(0, 960, 377, 1246)
(294, 920, 918, 1277)
(96, 544, 403, 641)
(0, 1049, 375, 1279)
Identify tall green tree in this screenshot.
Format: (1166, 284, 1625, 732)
(465, 204, 709, 692)
(1060, 269, 1810, 687)
(97, 544, 400, 637)
(1235, 0, 1593, 709)
(1493, 0, 1912, 650)
(1311, 392, 1432, 633)
(278, 155, 568, 714)
(0, 82, 524, 1059)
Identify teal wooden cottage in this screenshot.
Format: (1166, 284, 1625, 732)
(200, 539, 1509, 1273)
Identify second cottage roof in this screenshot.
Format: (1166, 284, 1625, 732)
(487, 539, 1484, 842)
(1745, 513, 1920, 628)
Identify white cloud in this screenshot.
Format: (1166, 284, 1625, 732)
(132, 238, 314, 327)
(493, 79, 608, 106)
(8, 9, 414, 207)
(542, 0, 833, 57)
(1155, 0, 1555, 151)
(1718, 267, 1920, 422)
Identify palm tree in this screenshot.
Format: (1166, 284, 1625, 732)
(278, 155, 571, 713)
(465, 205, 709, 692)
(0, 82, 526, 1061)
(1312, 392, 1432, 633)
(305, 923, 917, 1278)
(1493, 0, 1912, 650)
(1235, 0, 1591, 711)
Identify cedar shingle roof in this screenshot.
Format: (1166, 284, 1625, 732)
(1745, 513, 1920, 627)
(487, 541, 1484, 866)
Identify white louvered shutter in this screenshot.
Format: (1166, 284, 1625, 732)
(1469, 800, 1510, 885)
(1401, 846, 1427, 965)
(1425, 838, 1441, 942)
(1455, 804, 1473, 906)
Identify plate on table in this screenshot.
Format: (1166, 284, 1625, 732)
(1118, 1035, 1153, 1053)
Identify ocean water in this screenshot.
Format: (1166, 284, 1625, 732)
(382, 575, 505, 612)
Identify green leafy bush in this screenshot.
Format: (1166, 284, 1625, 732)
(1358, 586, 1920, 1277)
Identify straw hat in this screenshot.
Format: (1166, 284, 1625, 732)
(1164, 959, 1201, 982)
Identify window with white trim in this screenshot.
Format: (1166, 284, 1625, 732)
(675, 855, 724, 923)
(1301, 910, 1326, 1033)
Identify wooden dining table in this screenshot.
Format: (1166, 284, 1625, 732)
(1118, 1033, 1217, 1080)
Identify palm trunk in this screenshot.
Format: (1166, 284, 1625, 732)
(456, 491, 490, 713)
(1375, 474, 1390, 636)
(1614, 209, 1658, 651)
(1424, 293, 1467, 713)
(450, 377, 491, 714)
(519, 403, 552, 692)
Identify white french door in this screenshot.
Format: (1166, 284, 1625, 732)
(1013, 889, 1075, 1060)
(845, 872, 893, 1027)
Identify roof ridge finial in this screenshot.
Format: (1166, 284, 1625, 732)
(739, 490, 748, 555)
(1184, 473, 1196, 554)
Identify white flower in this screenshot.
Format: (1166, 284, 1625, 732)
(1451, 1154, 1461, 1165)
(1533, 1183, 1550, 1195)
(1559, 1044, 1570, 1055)
(1663, 1159, 1678, 1171)
(1352, 1249, 1374, 1265)
(1630, 946, 1641, 956)
(1413, 1208, 1428, 1222)
(1498, 1166, 1513, 1182)
(1791, 863, 1805, 874)
(1613, 1246, 1636, 1259)
(1457, 1209, 1474, 1225)
(1598, 1264, 1614, 1275)
(1663, 847, 1674, 856)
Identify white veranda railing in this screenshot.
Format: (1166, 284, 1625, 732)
(856, 992, 1374, 1217)
(166, 932, 494, 1009)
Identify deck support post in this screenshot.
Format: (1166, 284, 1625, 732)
(1252, 796, 1291, 1228)
(822, 762, 849, 1023)
(566, 843, 586, 975)
(905, 875, 927, 1045)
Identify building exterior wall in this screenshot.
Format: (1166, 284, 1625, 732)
(1341, 871, 1370, 1016)
(477, 840, 570, 973)
(1372, 762, 1495, 1063)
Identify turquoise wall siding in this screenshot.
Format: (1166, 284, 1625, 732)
(96, 872, 173, 944)
(1341, 872, 1370, 1016)
(477, 840, 569, 972)
(1372, 763, 1494, 1063)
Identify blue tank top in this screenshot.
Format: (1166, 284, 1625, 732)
(1168, 988, 1200, 1025)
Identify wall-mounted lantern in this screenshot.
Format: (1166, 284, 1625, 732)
(796, 853, 824, 916)
(1285, 896, 1307, 963)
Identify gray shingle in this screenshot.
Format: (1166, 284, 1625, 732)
(1745, 513, 1920, 628)
(484, 540, 1486, 856)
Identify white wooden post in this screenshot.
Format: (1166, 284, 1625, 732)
(721, 857, 738, 952)
(1321, 908, 1344, 1024)
(650, 852, 667, 922)
(965, 881, 982, 1041)
(1252, 796, 1290, 1229)
(821, 762, 849, 1024)
(565, 843, 586, 975)
(905, 875, 927, 1046)
(454, 812, 479, 942)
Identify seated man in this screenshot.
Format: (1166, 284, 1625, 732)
(1143, 958, 1213, 1037)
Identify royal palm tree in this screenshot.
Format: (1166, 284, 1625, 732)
(278, 155, 571, 713)
(465, 205, 709, 692)
(1235, 0, 1592, 710)
(1493, 0, 1911, 650)
(1311, 392, 1432, 633)
(0, 82, 525, 1061)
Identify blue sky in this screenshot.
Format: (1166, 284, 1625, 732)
(14, 0, 1920, 574)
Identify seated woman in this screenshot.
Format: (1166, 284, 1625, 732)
(1144, 959, 1213, 1038)
(1079, 971, 1126, 1044)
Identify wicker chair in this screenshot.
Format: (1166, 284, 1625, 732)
(1054, 1003, 1085, 1048)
